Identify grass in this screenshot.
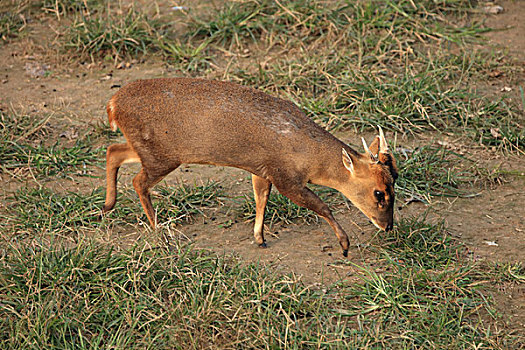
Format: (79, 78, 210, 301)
(0, 11, 26, 43)
(185, 0, 355, 50)
(0, 240, 329, 349)
(1, 141, 101, 178)
(486, 261, 525, 285)
(394, 144, 497, 202)
(187, 0, 481, 50)
(62, 2, 213, 70)
(330, 215, 521, 348)
(0, 217, 520, 349)
(0, 111, 102, 179)
(156, 39, 212, 73)
(0, 109, 50, 142)
(1, 182, 222, 236)
(65, 5, 160, 61)
(339, 263, 498, 348)
(41, 0, 103, 17)
(379, 216, 461, 269)
(151, 182, 223, 226)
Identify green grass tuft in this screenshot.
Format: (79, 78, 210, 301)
(1, 183, 222, 236)
(0, 111, 102, 179)
(63, 3, 213, 70)
(156, 39, 211, 73)
(338, 262, 497, 348)
(65, 6, 159, 61)
(0, 11, 26, 43)
(188, 0, 481, 50)
(330, 216, 515, 348)
(486, 261, 525, 285)
(41, 0, 104, 17)
(394, 144, 495, 201)
(1, 141, 102, 178)
(0, 241, 328, 349)
(187, 0, 350, 49)
(380, 216, 462, 269)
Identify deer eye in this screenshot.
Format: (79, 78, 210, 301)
(374, 190, 385, 202)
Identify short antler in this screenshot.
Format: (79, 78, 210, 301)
(378, 125, 388, 153)
(362, 137, 378, 161)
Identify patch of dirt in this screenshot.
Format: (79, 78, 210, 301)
(483, 0, 525, 62)
(439, 180, 525, 262)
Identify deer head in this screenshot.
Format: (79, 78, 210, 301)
(341, 126, 398, 231)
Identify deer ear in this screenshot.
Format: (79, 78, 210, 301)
(342, 148, 354, 174)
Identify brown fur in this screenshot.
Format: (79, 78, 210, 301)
(103, 78, 397, 256)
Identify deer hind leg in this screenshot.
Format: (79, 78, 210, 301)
(276, 185, 350, 257)
(251, 174, 272, 247)
(103, 143, 141, 213)
(132, 165, 179, 229)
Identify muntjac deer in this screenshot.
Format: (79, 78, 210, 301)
(103, 78, 398, 256)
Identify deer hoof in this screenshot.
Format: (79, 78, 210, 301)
(259, 242, 267, 248)
(342, 249, 348, 257)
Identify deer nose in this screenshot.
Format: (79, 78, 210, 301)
(385, 222, 393, 232)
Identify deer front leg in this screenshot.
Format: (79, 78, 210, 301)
(251, 174, 272, 247)
(276, 185, 350, 257)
